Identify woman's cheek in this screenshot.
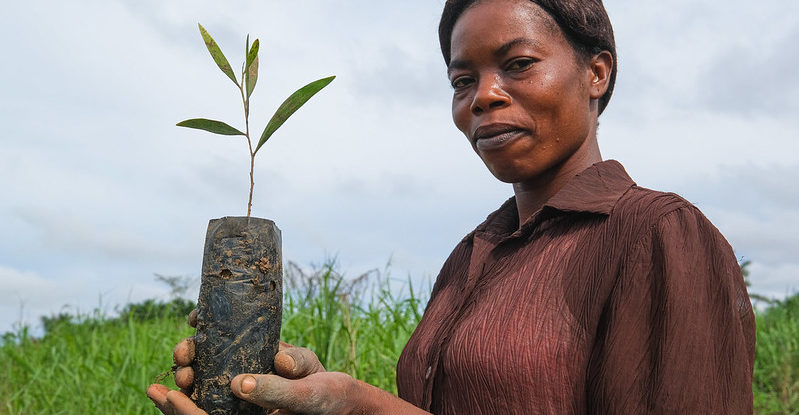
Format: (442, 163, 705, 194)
(451, 99, 472, 137)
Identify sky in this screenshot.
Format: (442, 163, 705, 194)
(1, 0, 797, 334)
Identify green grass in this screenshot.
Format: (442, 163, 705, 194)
(280, 262, 424, 393)
(0, 309, 193, 414)
(0, 262, 424, 414)
(753, 294, 799, 414)
(0, 263, 796, 414)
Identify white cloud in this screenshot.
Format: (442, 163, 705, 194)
(748, 262, 799, 301)
(0, 264, 191, 335)
(1, 0, 797, 333)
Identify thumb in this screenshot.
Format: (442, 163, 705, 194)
(231, 374, 310, 411)
(275, 345, 325, 379)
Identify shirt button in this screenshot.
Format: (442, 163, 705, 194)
(425, 366, 432, 379)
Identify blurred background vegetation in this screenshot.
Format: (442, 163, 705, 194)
(0, 261, 796, 414)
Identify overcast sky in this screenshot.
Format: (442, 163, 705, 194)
(1, 0, 797, 334)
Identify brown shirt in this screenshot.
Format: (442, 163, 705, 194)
(397, 160, 755, 414)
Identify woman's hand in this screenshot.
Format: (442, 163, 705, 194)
(147, 336, 368, 414)
(146, 308, 328, 414)
(148, 370, 374, 415)
(229, 371, 365, 414)
(146, 372, 358, 415)
(146, 309, 429, 414)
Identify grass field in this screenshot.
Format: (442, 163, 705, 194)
(1, 263, 796, 414)
(753, 293, 799, 414)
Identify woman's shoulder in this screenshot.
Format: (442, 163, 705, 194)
(612, 184, 707, 229)
(600, 184, 737, 268)
(610, 184, 734, 260)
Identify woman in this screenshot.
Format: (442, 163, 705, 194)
(148, 0, 755, 413)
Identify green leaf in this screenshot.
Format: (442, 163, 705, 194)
(255, 75, 335, 154)
(245, 39, 259, 98)
(176, 118, 245, 136)
(243, 34, 249, 75)
(198, 23, 238, 86)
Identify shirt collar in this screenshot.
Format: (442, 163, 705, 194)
(473, 160, 635, 239)
(543, 159, 635, 215)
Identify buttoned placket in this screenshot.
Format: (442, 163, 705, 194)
(419, 209, 553, 411)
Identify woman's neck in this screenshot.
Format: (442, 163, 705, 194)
(513, 138, 602, 227)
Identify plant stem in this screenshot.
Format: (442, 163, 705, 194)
(239, 81, 254, 218)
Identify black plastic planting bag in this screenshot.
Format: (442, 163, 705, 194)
(192, 217, 282, 415)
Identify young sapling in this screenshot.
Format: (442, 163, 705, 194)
(178, 23, 334, 217)
(174, 24, 334, 415)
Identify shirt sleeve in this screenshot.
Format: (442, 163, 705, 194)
(587, 205, 755, 414)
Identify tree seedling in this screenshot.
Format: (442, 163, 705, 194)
(178, 23, 335, 217)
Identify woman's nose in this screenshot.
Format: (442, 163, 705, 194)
(470, 74, 510, 114)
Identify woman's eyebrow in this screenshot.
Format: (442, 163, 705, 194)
(447, 59, 469, 76)
(494, 37, 542, 57)
(448, 37, 543, 75)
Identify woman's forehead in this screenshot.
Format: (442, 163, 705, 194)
(450, 0, 563, 58)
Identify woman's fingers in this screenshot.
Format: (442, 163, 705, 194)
(147, 309, 201, 415)
(147, 385, 206, 415)
(230, 374, 303, 410)
(188, 309, 198, 328)
(175, 366, 194, 390)
(230, 372, 356, 414)
(173, 337, 195, 367)
(147, 383, 172, 414)
(166, 390, 207, 415)
(274, 344, 326, 379)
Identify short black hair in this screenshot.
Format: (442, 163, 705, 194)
(439, 0, 617, 114)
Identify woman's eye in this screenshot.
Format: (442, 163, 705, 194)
(451, 76, 474, 89)
(507, 58, 535, 71)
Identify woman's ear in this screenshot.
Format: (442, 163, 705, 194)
(588, 50, 613, 99)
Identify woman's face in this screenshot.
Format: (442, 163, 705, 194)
(448, 0, 605, 184)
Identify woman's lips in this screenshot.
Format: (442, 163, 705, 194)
(473, 124, 528, 151)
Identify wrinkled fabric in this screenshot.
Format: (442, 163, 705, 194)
(396, 160, 755, 414)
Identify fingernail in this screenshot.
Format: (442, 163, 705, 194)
(241, 375, 257, 394)
(275, 352, 297, 372)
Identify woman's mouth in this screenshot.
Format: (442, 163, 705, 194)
(472, 124, 528, 151)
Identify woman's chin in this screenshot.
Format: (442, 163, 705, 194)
(483, 163, 534, 184)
